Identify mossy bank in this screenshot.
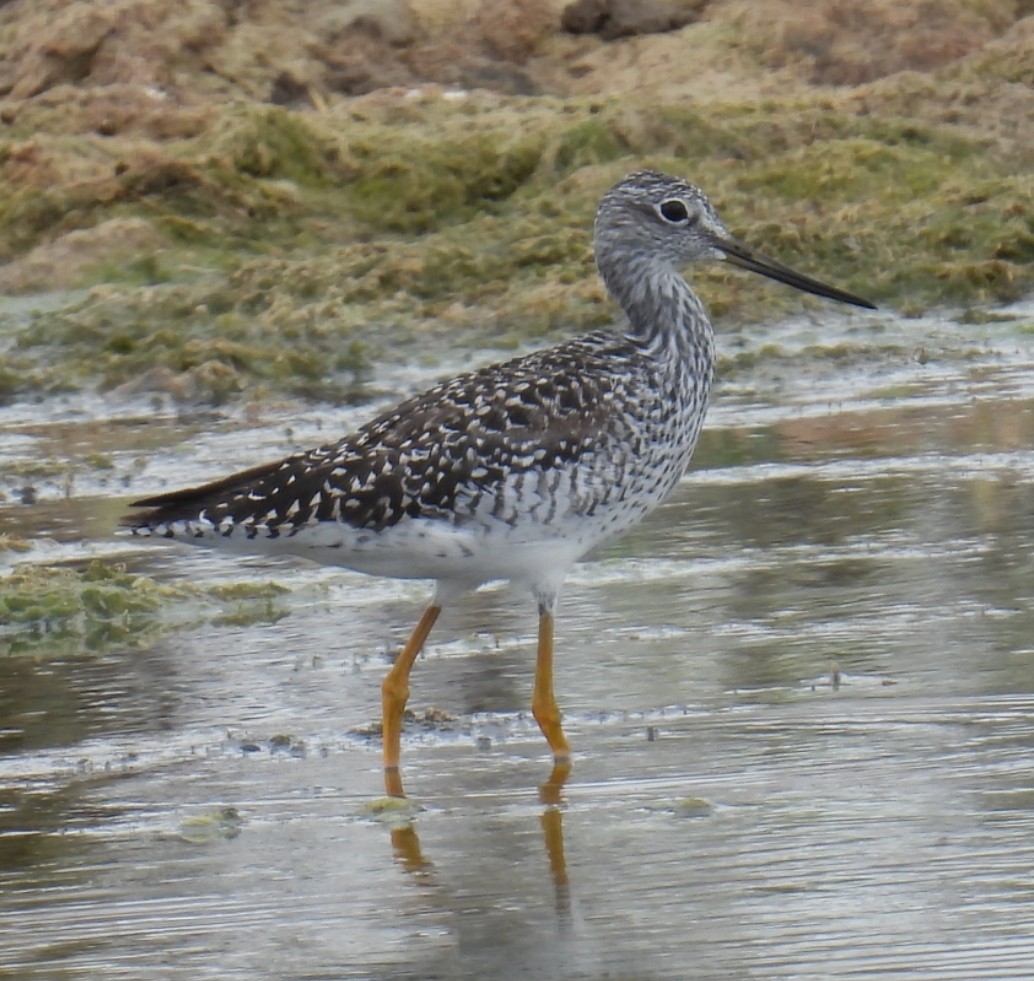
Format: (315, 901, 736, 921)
(1, 1, 1033, 405)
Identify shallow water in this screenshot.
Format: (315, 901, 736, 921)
(3, 311, 1034, 980)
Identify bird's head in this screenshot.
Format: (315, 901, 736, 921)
(595, 170, 875, 310)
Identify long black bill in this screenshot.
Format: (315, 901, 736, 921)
(718, 236, 876, 310)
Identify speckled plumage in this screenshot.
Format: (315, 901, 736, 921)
(128, 326, 707, 591)
(125, 170, 873, 781)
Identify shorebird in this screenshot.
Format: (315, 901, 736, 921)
(124, 170, 874, 793)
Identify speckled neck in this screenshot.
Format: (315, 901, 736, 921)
(596, 251, 716, 378)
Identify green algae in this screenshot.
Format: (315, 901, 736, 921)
(0, 559, 292, 657)
(2, 88, 1034, 404)
(11, 279, 373, 403)
(343, 131, 544, 234)
(210, 580, 291, 627)
(176, 806, 246, 845)
(361, 795, 424, 829)
(0, 560, 182, 654)
(209, 581, 290, 601)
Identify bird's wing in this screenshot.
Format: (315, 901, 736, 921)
(123, 334, 636, 539)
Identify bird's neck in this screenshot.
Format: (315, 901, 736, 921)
(598, 254, 715, 366)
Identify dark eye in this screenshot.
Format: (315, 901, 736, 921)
(659, 199, 690, 223)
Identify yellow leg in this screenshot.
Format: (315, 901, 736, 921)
(531, 608, 571, 762)
(382, 604, 441, 792)
(383, 767, 407, 800)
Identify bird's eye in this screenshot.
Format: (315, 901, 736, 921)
(658, 199, 691, 223)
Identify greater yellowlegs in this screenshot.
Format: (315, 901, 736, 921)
(124, 170, 874, 791)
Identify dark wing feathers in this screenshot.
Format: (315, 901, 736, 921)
(124, 334, 642, 536)
(128, 458, 288, 512)
(123, 455, 311, 532)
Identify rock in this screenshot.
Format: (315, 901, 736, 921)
(315, 0, 418, 48)
(269, 71, 320, 108)
(473, 0, 555, 64)
(322, 38, 416, 96)
(560, 0, 606, 35)
(561, 0, 708, 41)
(6, 7, 112, 99)
(317, 0, 422, 96)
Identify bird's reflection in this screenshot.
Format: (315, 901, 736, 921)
(379, 767, 436, 880)
(389, 824, 434, 880)
(381, 761, 573, 917)
(539, 761, 572, 919)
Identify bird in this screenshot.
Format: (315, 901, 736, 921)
(123, 170, 875, 795)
